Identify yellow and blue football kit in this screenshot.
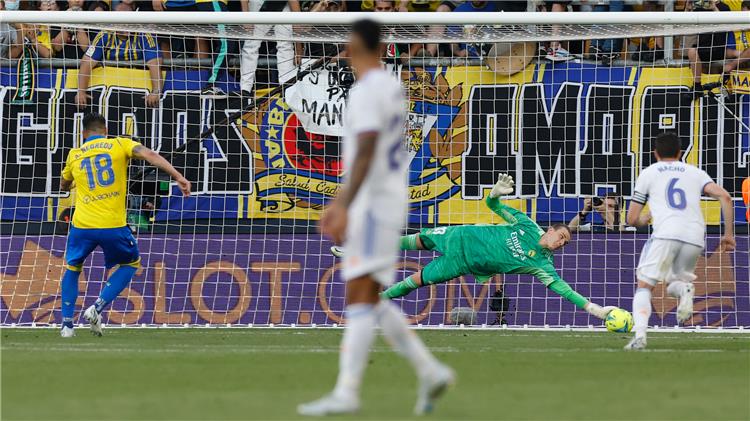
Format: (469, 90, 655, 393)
(86, 31, 161, 63)
(61, 134, 141, 268)
(60, 134, 142, 329)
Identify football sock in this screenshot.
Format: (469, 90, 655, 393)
(332, 304, 377, 400)
(666, 281, 687, 298)
(61, 269, 80, 328)
(95, 265, 137, 313)
(399, 234, 419, 251)
(632, 287, 652, 340)
(376, 300, 439, 379)
(381, 276, 419, 299)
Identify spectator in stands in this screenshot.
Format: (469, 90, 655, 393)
(240, 1, 301, 100)
(446, 1, 498, 58)
(89, 0, 112, 11)
(417, 1, 461, 58)
(372, 0, 396, 11)
(76, 31, 163, 108)
(304, 0, 346, 61)
(115, 0, 135, 10)
(568, 195, 624, 232)
(31, 0, 60, 59)
(589, 0, 625, 64)
(35, 0, 94, 60)
(0, 1, 24, 59)
(154, 1, 236, 96)
(398, 0, 442, 12)
(723, 1, 750, 73)
(369, 0, 414, 63)
(539, 1, 574, 62)
(631, 1, 665, 62)
(687, 0, 732, 91)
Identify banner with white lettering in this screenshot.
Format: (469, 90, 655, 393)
(284, 67, 349, 136)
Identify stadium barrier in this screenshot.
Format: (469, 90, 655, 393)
(1, 234, 748, 327)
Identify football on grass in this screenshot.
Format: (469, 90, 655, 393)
(605, 308, 634, 333)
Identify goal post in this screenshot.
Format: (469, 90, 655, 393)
(0, 11, 748, 329)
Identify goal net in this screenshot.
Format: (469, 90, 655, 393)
(0, 9, 748, 329)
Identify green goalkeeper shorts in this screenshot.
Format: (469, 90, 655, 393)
(418, 227, 473, 285)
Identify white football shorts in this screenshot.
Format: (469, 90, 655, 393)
(341, 209, 401, 286)
(636, 238, 703, 286)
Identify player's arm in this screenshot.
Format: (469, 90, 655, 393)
(77, 32, 107, 108)
(626, 172, 651, 227)
(60, 178, 73, 191)
(60, 152, 74, 191)
(703, 182, 736, 251)
(486, 173, 530, 225)
(340, 134, 377, 209)
(142, 34, 163, 108)
(319, 132, 377, 244)
(76, 57, 98, 108)
(131, 145, 191, 196)
(532, 267, 616, 319)
(626, 201, 651, 227)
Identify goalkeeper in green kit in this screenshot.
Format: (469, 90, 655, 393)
(331, 173, 618, 320)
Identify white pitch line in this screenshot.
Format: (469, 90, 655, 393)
(2, 344, 744, 354)
(0, 345, 462, 354)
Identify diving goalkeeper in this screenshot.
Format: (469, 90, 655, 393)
(332, 174, 617, 320)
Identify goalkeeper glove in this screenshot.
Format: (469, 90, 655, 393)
(584, 302, 617, 320)
(490, 173, 515, 198)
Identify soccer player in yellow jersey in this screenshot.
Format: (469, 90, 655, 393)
(59, 113, 190, 338)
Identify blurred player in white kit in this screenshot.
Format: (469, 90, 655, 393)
(625, 132, 735, 350)
(297, 19, 454, 416)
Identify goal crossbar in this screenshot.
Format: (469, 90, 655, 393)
(2, 11, 749, 26)
(2, 11, 748, 43)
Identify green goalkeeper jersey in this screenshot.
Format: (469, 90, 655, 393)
(421, 196, 564, 287)
(461, 197, 562, 286)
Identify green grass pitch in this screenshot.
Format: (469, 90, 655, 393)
(2, 329, 749, 420)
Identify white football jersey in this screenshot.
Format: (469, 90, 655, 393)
(632, 160, 714, 247)
(342, 68, 409, 226)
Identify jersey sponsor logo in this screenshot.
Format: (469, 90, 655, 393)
(81, 190, 120, 204)
(505, 231, 527, 261)
(519, 229, 526, 236)
(527, 250, 536, 258)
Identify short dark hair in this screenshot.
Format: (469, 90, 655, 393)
(550, 223, 571, 236)
(742, 0, 750, 9)
(351, 19, 381, 52)
(83, 113, 106, 131)
(654, 132, 681, 159)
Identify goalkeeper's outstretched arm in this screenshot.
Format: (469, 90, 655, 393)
(486, 173, 531, 225)
(532, 268, 616, 320)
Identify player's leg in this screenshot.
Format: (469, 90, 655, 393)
(626, 239, 678, 350)
(60, 227, 97, 337)
(381, 255, 466, 299)
(329, 275, 380, 412)
(382, 227, 465, 299)
(300, 220, 452, 416)
(299, 215, 389, 415)
(374, 289, 455, 415)
(365, 228, 453, 414)
(330, 232, 428, 257)
(667, 243, 703, 324)
(84, 227, 140, 336)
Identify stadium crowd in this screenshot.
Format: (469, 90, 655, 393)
(0, 0, 749, 101)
